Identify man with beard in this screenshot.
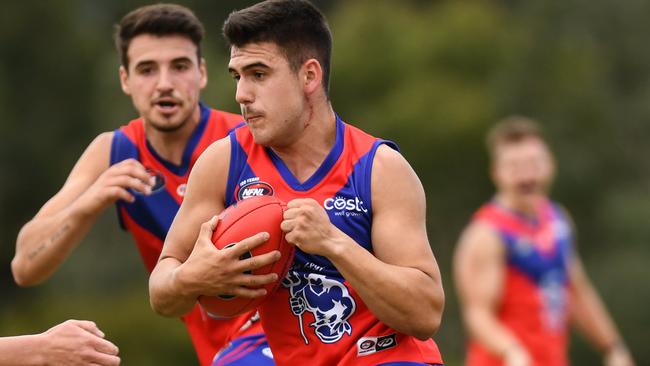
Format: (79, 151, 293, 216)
(12, 4, 272, 366)
(454, 116, 634, 366)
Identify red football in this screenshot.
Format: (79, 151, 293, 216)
(198, 195, 294, 318)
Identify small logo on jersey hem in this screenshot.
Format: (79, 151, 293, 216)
(356, 334, 397, 356)
(236, 177, 274, 200)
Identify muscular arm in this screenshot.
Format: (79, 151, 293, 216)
(453, 221, 531, 364)
(569, 255, 634, 365)
(282, 145, 444, 339)
(149, 138, 279, 317)
(12, 133, 151, 286)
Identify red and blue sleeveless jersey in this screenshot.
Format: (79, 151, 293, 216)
(466, 200, 574, 366)
(110, 104, 264, 366)
(225, 116, 444, 366)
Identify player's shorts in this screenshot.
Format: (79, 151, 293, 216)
(211, 333, 274, 366)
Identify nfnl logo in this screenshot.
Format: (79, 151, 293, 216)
(237, 180, 274, 200)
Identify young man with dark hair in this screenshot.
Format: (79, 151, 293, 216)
(454, 116, 635, 366)
(12, 4, 272, 366)
(149, 1, 445, 365)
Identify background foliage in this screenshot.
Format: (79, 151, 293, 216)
(0, 1, 647, 365)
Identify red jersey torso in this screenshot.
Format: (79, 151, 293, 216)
(110, 104, 263, 366)
(225, 116, 444, 366)
(467, 200, 574, 366)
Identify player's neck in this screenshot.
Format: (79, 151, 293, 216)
(495, 193, 542, 218)
(145, 106, 201, 166)
(270, 104, 337, 184)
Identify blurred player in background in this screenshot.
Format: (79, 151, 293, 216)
(149, 1, 444, 365)
(0, 320, 119, 366)
(454, 116, 635, 366)
(11, 4, 272, 366)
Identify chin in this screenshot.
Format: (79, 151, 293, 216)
(150, 119, 186, 132)
(248, 128, 272, 147)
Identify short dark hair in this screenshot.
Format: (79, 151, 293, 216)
(223, 0, 332, 95)
(486, 116, 547, 159)
(114, 4, 204, 69)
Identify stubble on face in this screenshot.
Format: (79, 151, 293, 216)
(125, 34, 205, 134)
(230, 42, 307, 147)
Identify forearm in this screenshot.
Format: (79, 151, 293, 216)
(0, 334, 44, 366)
(571, 282, 625, 354)
(464, 306, 525, 358)
(329, 234, 444, 340)
(149, 258, 199, 317)
(12, 203, 98, 286)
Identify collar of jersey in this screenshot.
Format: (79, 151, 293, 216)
(264, 114, 345, 192)
(144, 102, 210, 176)
(490, 197, 549, 229)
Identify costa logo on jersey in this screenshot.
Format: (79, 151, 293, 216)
(282, 271, 356, 345)
(236, 177, 274, 201)
(323, 196, 368, 217)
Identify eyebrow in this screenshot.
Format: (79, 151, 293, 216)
(228, 62, 271, 74)
(134, 57, 194, 69)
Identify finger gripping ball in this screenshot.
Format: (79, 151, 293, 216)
(198, 195, 294, 318)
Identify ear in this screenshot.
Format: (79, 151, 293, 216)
(119, 65, 131, 95)
(301, 58, 323, 96)
(199, 57, 208, 90)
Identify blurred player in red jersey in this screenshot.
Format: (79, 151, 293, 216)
(12, 4, 272, 366)
(454, 116, 635, 366)
(149, 1, 445, 365)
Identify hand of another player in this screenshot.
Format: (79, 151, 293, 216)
(604, 345, 635, 366)
(180, 216, 281, 299)
(77, 159, 153, 215)
(281, 198, 343, 257)
(503, 345, 532, 366)
(39, 320, 120, 366)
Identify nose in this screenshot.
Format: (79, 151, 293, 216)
(235, 79, 254, 105)
(156, 67, 174, 92)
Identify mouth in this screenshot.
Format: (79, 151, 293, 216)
(153, 98, 181, 114)
(245, 114, 263, 124)
(517, 182, 541, 195)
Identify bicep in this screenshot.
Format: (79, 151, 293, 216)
(35, 132, 113, 218)
(453, 222, 505, 310)
(370, 145, 438, 276)
(160, 138, 230, 262)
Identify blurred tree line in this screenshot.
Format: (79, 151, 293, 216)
(0, 0, 647, 365)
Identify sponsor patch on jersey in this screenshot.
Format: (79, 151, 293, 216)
(323, 195, 368, 218)
(236, 177, 274, 201)
(356, 334, 397, 356)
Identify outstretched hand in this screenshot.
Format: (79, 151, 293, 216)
(40, 320, 120, 366)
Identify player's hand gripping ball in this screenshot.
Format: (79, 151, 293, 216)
(198, 195, 295, 317)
